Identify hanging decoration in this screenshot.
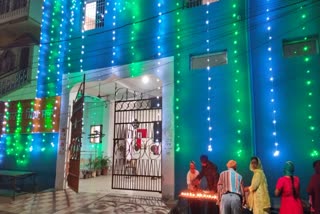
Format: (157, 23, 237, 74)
(0, 96, 61, 134)
(265, 1, 279, 157)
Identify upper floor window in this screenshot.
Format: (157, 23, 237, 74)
(0, 0, 10, 15)
(283, 35, 319, 58)
(185, 0, 219, 8)
(0, 0, 27, 15)
(190, 51, 227, 70)
(12, 0, 27, 10)
(84, 0, 105, 31)
(0, 50, 15, 76)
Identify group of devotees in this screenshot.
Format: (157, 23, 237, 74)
(185, 155, 320, 214)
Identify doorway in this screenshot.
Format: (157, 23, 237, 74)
(60, 57, 175, 199)
(77, 75, 162, 197)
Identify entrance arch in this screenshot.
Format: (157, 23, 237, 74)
(56, 57, 175, 199)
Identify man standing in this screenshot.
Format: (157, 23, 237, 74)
(194, 154, 220, 213)
(187, 161, 200, 213)
(307, 159, 320, 214)
(217, 160, 245, 214)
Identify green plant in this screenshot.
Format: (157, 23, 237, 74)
(100, 156, 111, 175)
(93, 157, 101, 170)
(100, 156, 111, 169)
(86, 157, 94, 170)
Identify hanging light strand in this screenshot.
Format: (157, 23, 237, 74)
(205, 2, 213, 152)
(175, 0, 182, 152)
(265, 1, 279, 157)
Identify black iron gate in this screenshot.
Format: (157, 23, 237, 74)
(112, 88, 162, 192)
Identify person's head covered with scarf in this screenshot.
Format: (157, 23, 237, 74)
(250, 156, 263, 171)
(283, 161, 298, 198)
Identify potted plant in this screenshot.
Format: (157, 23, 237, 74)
(94, 157, 102, 176)
(100, 156, 111, 175)
(86, 157, 95, 177)
(81, 169, 89, 179)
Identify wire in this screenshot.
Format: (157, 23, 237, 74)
(0, 0, 319, 100)
(18, 0, 320, 75)
(1, 11, 319, 101)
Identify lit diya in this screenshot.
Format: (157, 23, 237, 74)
(179, 190, 218, 201)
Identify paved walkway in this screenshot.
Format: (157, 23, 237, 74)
(0, 175, 174, 213)
(0, 189, 171, 214)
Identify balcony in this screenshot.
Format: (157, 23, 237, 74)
(0, 0, 42, 48)
(0, 0, 29, 24)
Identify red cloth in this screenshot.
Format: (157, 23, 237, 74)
(307, 173, 320, 214)
(276, 176, 303, 214)
(135, 138, 141, 150)
(137, 129, 147, 138)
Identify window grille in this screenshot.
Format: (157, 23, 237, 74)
(84, 0, 105, 31)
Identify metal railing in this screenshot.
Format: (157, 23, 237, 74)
(0, 0, 29, 25)
(0, 68, 31, 97)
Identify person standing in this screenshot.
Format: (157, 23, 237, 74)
(194, 154, 220, 213)
(274, 161, 303, 214)
(187, 161, 200, 191)
(217, 160, 245, 214)
(245, 156, 271, 214)
(307, 159, 320, 214)
(186, 161, 200, 213)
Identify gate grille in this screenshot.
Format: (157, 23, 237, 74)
(67, 75, 85, 193)
(112, 95, 162, 192)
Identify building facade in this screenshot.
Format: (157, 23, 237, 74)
(0, 0, 319, 199)
(0, 0, 59, 191)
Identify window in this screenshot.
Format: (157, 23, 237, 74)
(283, 35, 319, 58)
(19, 47, 29, 70)
(13, 0, 27, 10)
(83, 0, 105, 31)
(0, 0, 10, 15)
(89, 125, 103, 143)
(190, 51, 227, 70)
(185, 0, 219, 8)
(0, 50, 16, 76)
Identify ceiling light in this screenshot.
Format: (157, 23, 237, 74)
(142, 76, 150, 84)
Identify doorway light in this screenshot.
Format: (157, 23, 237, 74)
(142, 76, 150, 84)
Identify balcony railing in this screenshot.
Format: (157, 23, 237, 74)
(0, 0, 29, 25)
(0, 68, 31, 97)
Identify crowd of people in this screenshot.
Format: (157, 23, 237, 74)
(186, 155, 320, 214)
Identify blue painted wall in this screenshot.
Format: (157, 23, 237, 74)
(249, 0, 320, 200)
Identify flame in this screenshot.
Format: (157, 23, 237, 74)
(179, 190, 217, 201)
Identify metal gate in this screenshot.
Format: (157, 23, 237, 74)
(112, 88, 162, 192)
(67, 76, 85, 193)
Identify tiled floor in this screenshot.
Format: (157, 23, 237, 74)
(0, 175, 170, 214)
(79, 174, 162, 198)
